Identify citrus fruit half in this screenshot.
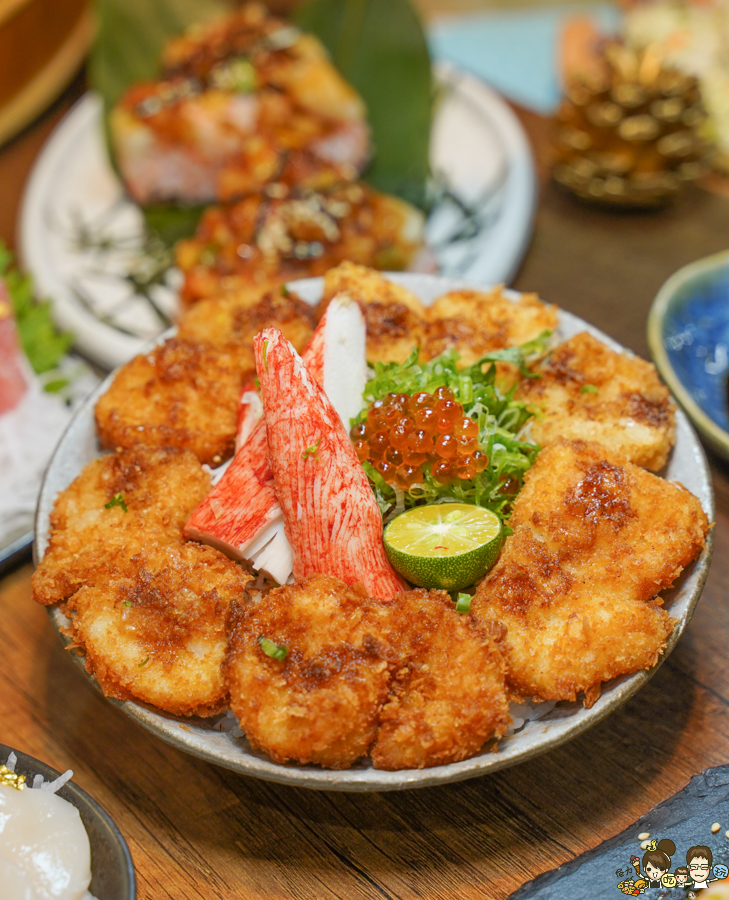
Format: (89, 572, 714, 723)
(383, 503, 503, 591)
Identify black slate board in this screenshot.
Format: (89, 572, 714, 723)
(510, 765, 729, 899)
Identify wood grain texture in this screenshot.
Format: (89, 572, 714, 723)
(3, 9, 729, 896)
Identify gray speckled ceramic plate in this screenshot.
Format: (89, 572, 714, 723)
(34, 274, 714, 792)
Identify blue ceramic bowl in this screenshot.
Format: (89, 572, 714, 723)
(648, 250, 729, 460)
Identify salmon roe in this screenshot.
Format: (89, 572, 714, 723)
(351, 390, 488, 488)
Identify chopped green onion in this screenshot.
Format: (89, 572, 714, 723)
(580, 384, 599, 394)
(122, 601, 132, 608)
(301, 437, 321, 459)
(455, 593, 472, 614)
(104, 493, 128, 513)
(281, 284, 290, 297)
(258, 636, 288, 662)
(138, 656, 149, 668)
(262, 340, 269, 373)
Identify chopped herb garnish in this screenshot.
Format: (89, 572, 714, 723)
(138, 656, 149, 668)
(580, 384, 599, 395)
(455, 593, 472, 614)
(122, 601, 132, 608)
(262, 339, 269, 373)
(258, 636, 288, 662)
(254, 376, 260, 390)
(281, 284, 290, 297)
(104, 493, 128, 512)
(301, 437, 322, 460)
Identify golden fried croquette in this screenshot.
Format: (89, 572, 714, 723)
(319, 261, 427, 364)
(371, 589, 510, 770)
(472, 440, 709, 705)
(32, 446, 211, 606)
(69, 541, 249, 717)
(177, 285, 315, 357)
(516, 332, 676, 471)
(226, 574, 395, 768)
(421, 287, 558, 368)
(95, 338, 254, 465)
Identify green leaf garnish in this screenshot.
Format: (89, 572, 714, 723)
(352, 340, 545, 523)
(104, 493, 128, 512)
(258, 636, 288, 662)
(294, 0, 432, 207)
(138, 656, 150, 668)
(455, 593, 472, 614)
(0, 242, 73, 379)
(580, 384, 600, 395)
(301, 437, 322, 460)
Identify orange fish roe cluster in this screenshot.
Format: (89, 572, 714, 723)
(350, 388, 489, 491)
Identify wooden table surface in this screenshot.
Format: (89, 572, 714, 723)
(3, 63, 729, 900)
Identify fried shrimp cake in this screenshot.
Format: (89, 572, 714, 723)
(318, 261, 427, 364)
(177, 285, 315, 356)
(32, 446, 211, 606)
(371, 590, 510, 770)
(69, 542, 249, 717)
(95, 338, 254, 465)
(472, 440, 709, 704)
(421, 288, 558, 368)
(226, 574, 394, 768)
(516, 332, 676, 471)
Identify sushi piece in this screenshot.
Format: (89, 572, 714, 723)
(176, 183, 428, 307)
(184, 294, 368, 585)
(110, 3, 369, 206)
(253, 326, 405, 599)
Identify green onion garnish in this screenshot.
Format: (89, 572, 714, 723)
(580, 384, 599, 394)
(104, 493, 128, 512)
(301, 437, 321, 460)
(455, 593, 472, 614)
(258, 636, 288, 662)
(122, 601, 132, 608)
(138, 656, 149, 668)
(262, 340, 269, 373)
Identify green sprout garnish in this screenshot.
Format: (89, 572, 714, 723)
(302, 437, 322, 460)
(258, 636, 288, 662)
(352, 338, 548, 524)
(104, 493, 128, 512)
(455, 593, 472, 614)
(580, 384, 599, 395)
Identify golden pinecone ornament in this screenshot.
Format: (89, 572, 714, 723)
(553, 36, 709, 207)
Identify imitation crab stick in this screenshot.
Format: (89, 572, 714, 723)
(254, 326, 406, 599)
(184, 294, 368, 585)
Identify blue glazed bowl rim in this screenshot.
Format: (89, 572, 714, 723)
(648, 249, 729, 459)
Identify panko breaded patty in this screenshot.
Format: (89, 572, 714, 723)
(177, 285, 315, 356)
(472, 440, 709, 705)
(226, 574, 395, 768)
(421, 288, 558, 368)
(319, 261, 427, 364)
(32, 446, 211, 606)
(516, 332, 676, 471)
(69, 541, 249, 717)
(95, 338, 254, 465)
(371, 589, 510, 771)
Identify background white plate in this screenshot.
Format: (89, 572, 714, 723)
(34, 273, 714, 792)
(19, 64, 536, 370)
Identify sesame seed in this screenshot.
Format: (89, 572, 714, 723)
(640, 840, 651, 850)
(712, 822, 721, 833)
(638, 832, 650, 840)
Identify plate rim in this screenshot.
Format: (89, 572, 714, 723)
(34, 272, 715, 791)
(18, 62, 536, 371)
(647, 249, 729, 460)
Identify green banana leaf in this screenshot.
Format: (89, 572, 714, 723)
(295, 0, 432, 208)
